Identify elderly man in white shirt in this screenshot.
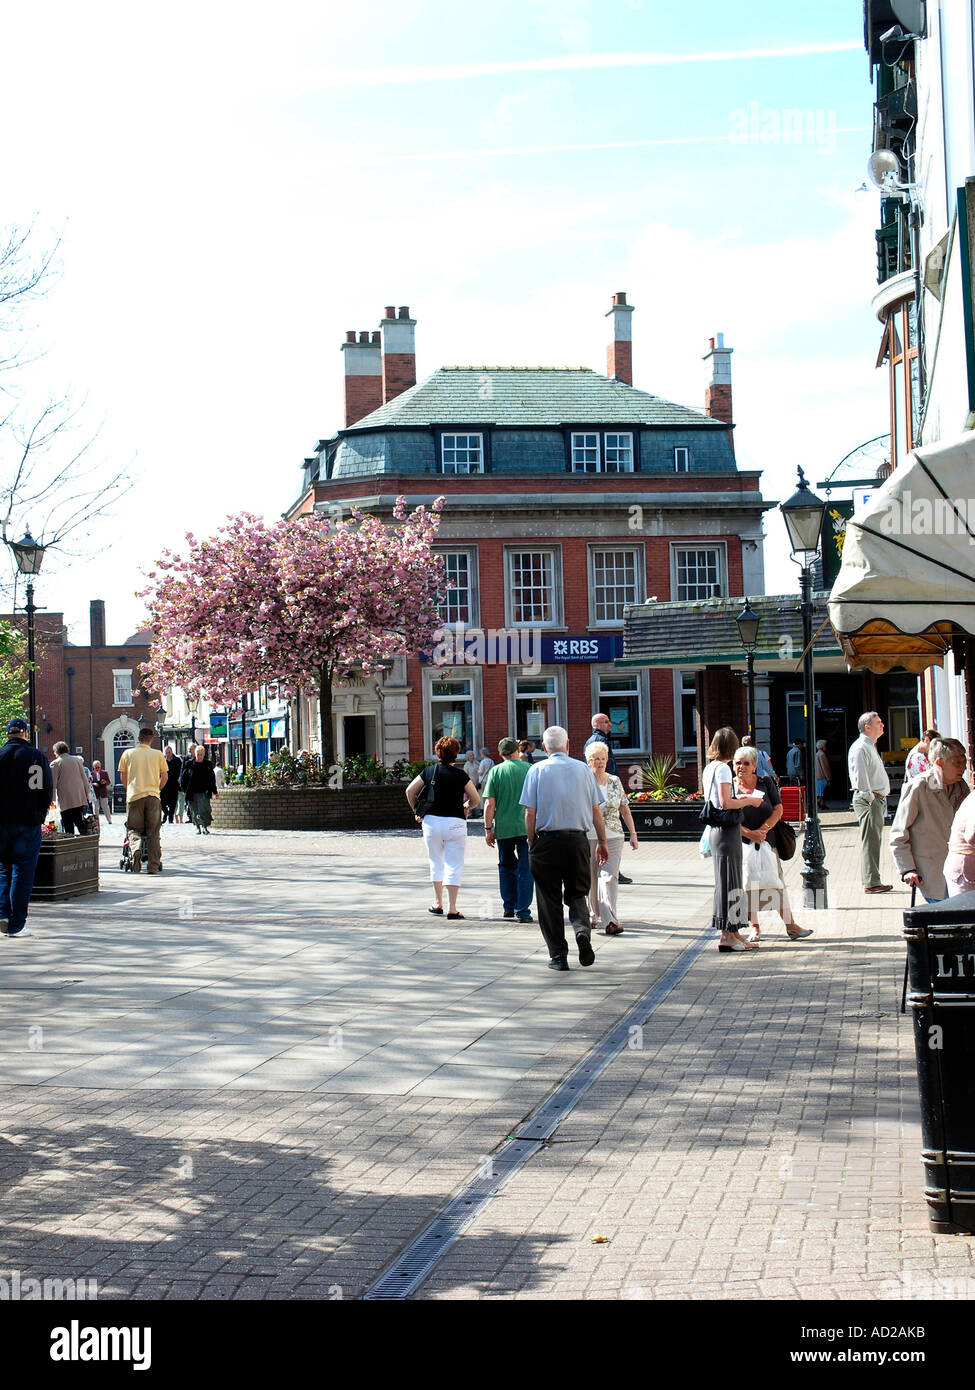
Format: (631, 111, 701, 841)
(848, 711, 892, 893)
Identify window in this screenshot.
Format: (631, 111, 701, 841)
(596, 673, 643, 753)
(441, 433, 483, 473)
(674, 446, 690, 472)
(429, 677, 475, 752)
(878, 299, 918, 469)
(571, 432, 600, 471)
(513, 676, 558, 742)
(604, 433, 634, 472)
(672, 546, 724, 601)
(677, 672, 698, 752)
(506, 548, 561, 626)
(571, 431, 634, 472)
(590, 547, 641, 625)
(437, 549, 478, 627)
(112, 670, 133, 706)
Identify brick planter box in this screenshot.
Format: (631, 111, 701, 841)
(630, 802, 704, 842)
(209, 783, 416, 831)
(31, 833, 100, 901)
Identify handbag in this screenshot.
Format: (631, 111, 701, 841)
(742, 839, 783, 891)
(774, 818, 797, 861)
(698, 763, 744, 829)
(418, 764, 439, 818)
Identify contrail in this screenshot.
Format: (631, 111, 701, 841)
(325, 40, 862, 88)
(372, 127, 871, 164)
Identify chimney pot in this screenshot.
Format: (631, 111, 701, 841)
(398, 306, 409, 318)
(371, 330, 380, 344)
(345, 330, 356, 342)
(605, 291, 634, 385)
(359, 331, 370, 343)
(384, 305, 395, 319)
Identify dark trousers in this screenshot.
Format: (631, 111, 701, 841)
(529, 830, 591, 960)
(60, 805, 87, 835)
(161, 791, 179, 824)
(0, 823, 43, 933)
(498, 836, 533, 913)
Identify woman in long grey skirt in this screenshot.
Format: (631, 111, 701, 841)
(703, 727, 765, 954)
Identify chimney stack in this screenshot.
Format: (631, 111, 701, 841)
(605, 291, 634, 384)
(342, 326, 383, 426)
(90, 599, 106, 648)
(380, 305, 417, 403)
(703, 333, 734, 435)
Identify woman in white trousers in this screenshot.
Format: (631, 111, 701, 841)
(585, 743, 638, 935)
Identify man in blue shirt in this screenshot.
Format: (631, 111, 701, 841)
(521, 726, 608, 971)
(0, 717, 54, 938)
(741, 735, 776, 783)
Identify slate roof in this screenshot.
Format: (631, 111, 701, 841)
(342, 367, 726, 432)
(620, 594, 840, 667)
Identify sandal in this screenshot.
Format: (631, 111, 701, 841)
(446, 911, 465, 920)
(428, 906, 444, 915)
(787, 926, 813, 939)
(604, 923, 624, 936)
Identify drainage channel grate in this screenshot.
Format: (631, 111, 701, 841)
(363, 924, 713, 1300)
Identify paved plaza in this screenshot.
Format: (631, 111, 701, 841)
(1, 815, 974, 1300)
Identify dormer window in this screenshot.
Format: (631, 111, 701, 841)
(441, 433, 484, 473)
(571, 431, 634, 472)
(674, 446, 690, 472)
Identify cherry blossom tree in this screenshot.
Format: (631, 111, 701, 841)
(140, 497, 447, 770)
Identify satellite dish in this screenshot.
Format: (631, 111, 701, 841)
(868, 149, 902, 188)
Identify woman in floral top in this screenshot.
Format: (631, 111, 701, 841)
(585, 743, 638, 936)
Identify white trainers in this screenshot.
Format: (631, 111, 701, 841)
(7, 925, 31, 937)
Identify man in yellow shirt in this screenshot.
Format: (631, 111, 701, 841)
(118, 728, 168, 874)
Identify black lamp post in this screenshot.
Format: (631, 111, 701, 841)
(780, 467, 829, 910)
(735, 598, 761, 739)
(9, 529, 47, 747)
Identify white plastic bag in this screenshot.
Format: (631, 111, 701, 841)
(698, 827, 712, 858)
(742, 839, 782, 890)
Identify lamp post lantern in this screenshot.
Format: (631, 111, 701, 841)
(8, 529, 47, 747)
(780, 468, 829, 910)
(735, 598, 761, 739)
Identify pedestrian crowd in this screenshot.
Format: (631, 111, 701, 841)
(0, 718, 223, 941)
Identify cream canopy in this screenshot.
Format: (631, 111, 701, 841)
(828, 430, 975, 673)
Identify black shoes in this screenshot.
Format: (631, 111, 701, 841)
(548, 955, 569, 972)
(503, 910, 515, 919)
(575, 932, 595, 967)
(516, 911, 533, 922)
(618, 872, 633, 885)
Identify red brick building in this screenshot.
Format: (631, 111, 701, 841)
(2, 599, 157, 783)
(286, 295, 770, 785)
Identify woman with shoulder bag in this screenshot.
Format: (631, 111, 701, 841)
(734, 745, 812, 942)
(405, 736, 480, 919)
(704, 727, 766, 953)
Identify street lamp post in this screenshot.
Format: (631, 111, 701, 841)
(780, 467, 829, 911)
(9, 529, 47, 747)
(735, 598, 761, 739)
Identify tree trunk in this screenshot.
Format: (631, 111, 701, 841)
(318, 663, 335, 770)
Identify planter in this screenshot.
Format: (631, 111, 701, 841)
(31, 832, 100, 901)
(210, 783, 416, 832)
(629, 801, 704, 842)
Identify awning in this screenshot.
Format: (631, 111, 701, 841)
(828, 431, 975, 672)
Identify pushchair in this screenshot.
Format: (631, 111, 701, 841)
(120, 830, 149, 873)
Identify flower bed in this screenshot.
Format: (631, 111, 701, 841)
(210, 783, 416, 832)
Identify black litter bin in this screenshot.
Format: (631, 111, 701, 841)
(112, 783, 126, 813)
(904, 890, 975, 1234)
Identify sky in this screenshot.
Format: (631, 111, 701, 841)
(0, 0, 887, 643)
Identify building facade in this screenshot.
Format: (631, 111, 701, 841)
(1, 598, 157, 782)
(287, 296, 770, 783)
(831, 3, 975, 750)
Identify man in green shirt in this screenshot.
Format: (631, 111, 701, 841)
(483, 737, 534, 921)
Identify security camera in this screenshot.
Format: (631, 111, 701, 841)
(879, 24, 905, 44)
